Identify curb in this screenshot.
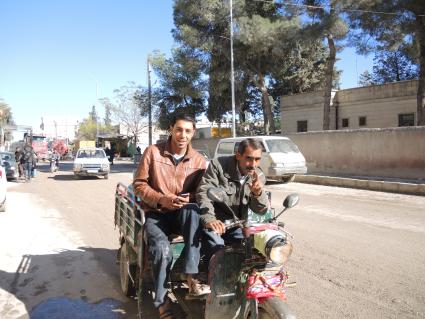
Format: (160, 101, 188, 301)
(294, 175, 425, 196)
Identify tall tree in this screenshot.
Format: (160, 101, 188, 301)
(348, 0, 425, 125)
(104, 104, 112, 127)
(358, 70, 375, 86)
(0, 99, 13, 125)
(372, 50, 418, 84)
(76, 117, 97, 140)
(0, 99, 14, 145)
(99, 82, 150, 145)
(150, 49, 206, 129)
(173, 0, 232, 129)
(302, 0, 348, 130)
(89, 105, 98, 123)
(235, 1, 301, 134)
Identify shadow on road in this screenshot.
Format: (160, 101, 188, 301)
(0, 247, 138, 319)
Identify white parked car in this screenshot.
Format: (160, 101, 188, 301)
(214, 136, 307, 183)
(0, 159, 7, 212)
(73, 147, 110, 179)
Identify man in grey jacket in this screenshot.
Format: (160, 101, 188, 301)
(196, 138, 269, 263)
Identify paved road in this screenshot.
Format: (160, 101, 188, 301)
(268, 182, 425, 319)
(1, 160, 424, 318)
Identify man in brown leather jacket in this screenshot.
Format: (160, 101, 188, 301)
(133, 114, 207, 318)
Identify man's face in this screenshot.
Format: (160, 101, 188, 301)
(236, 146, 262, 175)
(170, 119, 195, 152)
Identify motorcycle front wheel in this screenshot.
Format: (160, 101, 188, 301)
(247, 298, 296, 319)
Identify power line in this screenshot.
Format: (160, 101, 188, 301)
(253, 0, 425, 17)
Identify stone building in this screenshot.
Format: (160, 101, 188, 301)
(280, 80, 418, 133)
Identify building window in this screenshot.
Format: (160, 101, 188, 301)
(342, 118, 349, 128)
(359, 116, 367, 126)
(297, 120, 307, 132)
(398, 113, 415, 127)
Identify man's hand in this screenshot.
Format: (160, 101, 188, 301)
(158, 194, 184, 210)
(248, 170, 263, 196)
(205, 220, 226, 235)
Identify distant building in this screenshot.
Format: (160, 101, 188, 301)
(34, 116, 79, 140)
(280, 80, 419, 133)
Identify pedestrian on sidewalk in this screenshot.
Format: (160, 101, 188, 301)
(14, 147, 24, 179)
(23, 143, 35, 181)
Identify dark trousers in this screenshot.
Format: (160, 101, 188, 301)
(202, 226, 244, 268)
(144, 204, 202, 308)
(24, 162, 32, 180)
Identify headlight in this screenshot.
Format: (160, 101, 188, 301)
(254, 229, 293, 265)
(101, 163, 110, 170)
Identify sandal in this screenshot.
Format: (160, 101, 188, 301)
(158, 298, 175, 319)
(187, 278, 210, 299)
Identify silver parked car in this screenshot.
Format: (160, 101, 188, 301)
(213, 136, 307, 183)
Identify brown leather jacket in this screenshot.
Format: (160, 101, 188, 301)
(133, 139, 206, 212)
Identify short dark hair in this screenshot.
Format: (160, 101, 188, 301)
(170, 113, 196, 129)
(237, 138, 263, 155)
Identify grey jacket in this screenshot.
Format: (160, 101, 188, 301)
(196, 155, 269, 226)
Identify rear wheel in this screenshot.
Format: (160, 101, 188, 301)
(119, 243, 135, 296)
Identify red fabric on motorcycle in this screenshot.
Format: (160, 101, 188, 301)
(246, 272, 288, 301)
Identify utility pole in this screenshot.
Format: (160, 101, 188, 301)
(147, 57, 152, 145)
(230, 0, 236, 137)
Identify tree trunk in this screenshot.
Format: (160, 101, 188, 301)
(416, 15, 425, 126)
(258, 74, 276, 135)
(323, 34, 336, 130)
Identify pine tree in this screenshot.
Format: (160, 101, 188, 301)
(348, 0, 425, 125)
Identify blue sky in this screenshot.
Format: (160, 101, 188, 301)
(0, 0, 372, 130)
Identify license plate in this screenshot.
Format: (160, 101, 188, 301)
(87, 170, 98, 173)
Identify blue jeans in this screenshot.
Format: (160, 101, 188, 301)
(202, 226, 244, 268)
(24, 162, 32, 180)
(144, 204, 202, 308)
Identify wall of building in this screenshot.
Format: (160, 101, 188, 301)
(281, 80, 418, 133)
(287, 126, 425, 180)
(192, 126, 425, 180)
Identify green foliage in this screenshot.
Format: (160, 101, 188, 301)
(359, 70, 375, 87)
(347, 0, 425, 124)
(89, 105, 98, 123)
(150, 49, 206, 129)
(0, 99, 13, 125)
(76, 118, 97, 140)
(372, 50, 418, 84)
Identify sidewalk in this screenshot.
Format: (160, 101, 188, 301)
(294, 174, 425, 196)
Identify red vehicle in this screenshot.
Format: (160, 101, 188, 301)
(52, 139, 69, 157)
(31, 135, 49, 160)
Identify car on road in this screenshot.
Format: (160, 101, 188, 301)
(0, 151, 19, 180)
(213, 136, 307, 183)
(73, 147, 110, 179)
(0, 159, 7, 212)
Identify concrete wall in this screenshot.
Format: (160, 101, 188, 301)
(281, 80, 418, 133)
(287, 126, 425, 180)
(192, 126, 425, 180)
